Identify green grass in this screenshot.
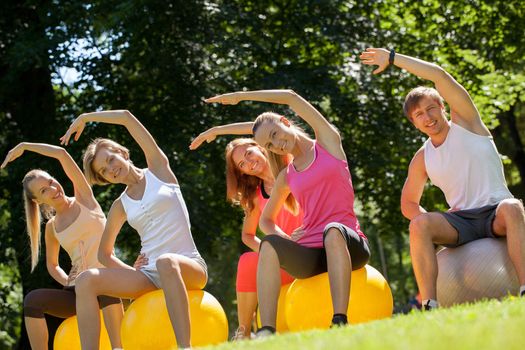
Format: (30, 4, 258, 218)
(202, 297, 525, 350)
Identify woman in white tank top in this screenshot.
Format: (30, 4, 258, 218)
(61, 110, 207, 349)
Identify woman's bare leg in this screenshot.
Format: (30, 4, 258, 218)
(236, 291, 258, 337)
(25, 317, 48, 350)
(156, 254, 207, 349)
(75, 268, 157, 350)
(101, 302, 124, 349)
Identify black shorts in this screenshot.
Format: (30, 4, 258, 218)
(260, 222, 370, 279)
(439, 204, 499, 248)
(24, 286, 121, 319)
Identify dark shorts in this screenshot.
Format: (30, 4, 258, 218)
(439, 204, 499, 248)
(260, 222, 370, 279)
(24, 286, 121, 319)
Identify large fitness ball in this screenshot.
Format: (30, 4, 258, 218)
(256, 282, 292, 332)
(437, 238, 519, 307)
(121, 289, 228, 349)
(285, 265, 393, 331)
(54, 312, 111, 350)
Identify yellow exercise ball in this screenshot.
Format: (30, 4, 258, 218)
(285, 265, 393, 331)
(121, 289, 228, 349)
(256, 282, 292, 333)
(54, 312, 111, 350)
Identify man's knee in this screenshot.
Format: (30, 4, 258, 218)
(409, 214, 435, 240)
(497, 199, 525, 220)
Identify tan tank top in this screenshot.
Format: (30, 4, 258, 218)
(50, 200, 106, 285)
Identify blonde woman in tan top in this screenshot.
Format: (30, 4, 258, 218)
(1, 143, 123, 350)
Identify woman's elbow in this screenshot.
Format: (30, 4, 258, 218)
(56, 147, 67, 157)
(46, 263, 57, 275)
(118, 110, 134, 123)
(258, 217, 273, 234)
(98, 250, 111, 266)
(241, 233, 253, 246)
(285, 89, 300, 102)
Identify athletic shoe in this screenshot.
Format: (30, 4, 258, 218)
(255, 326, 275, 339)
(231, 326, 249, 341)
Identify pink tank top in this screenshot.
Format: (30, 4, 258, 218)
(286, 142, 364, 248)
(256, 185, 303, 236)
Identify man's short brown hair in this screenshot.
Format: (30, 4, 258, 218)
(403, 86, 444, 121)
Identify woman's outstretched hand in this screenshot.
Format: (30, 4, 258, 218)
(189, 128, 217, 150)
(359, 48, 390, 75)
(60, 115, 87, 145)
(1, 143, 26, 169)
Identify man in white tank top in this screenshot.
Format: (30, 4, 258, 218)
(360, 48, 525, 308)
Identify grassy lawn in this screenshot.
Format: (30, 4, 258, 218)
(202, 297, 525, 350)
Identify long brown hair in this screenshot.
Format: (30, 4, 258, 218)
(225, 138, 298, 215)
(22, 169, 56, 272)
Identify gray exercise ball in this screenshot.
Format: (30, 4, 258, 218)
(436, 238, 519, 307)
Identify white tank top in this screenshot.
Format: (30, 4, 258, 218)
(424, 122, 513, 210)
(119, 169, 203, 269)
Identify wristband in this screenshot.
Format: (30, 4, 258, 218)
(389, 49, 395, 66)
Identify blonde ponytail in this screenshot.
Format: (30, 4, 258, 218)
(22, 170, 56, 272)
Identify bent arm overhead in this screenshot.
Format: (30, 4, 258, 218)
(393, 53, 481, 125)
(1, 142, 96, 208)
(189, 122, 254, 150)
(206, 89, 344, 159)
(61, 110, 177, 183)
(360, 48, 487, 132)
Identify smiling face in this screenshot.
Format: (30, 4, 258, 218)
(231, 143, 269, 177)
(253, 118, 297, 155)
(26, 172, 66, 207)
(91, 147, 130, 184)
(409, 96, 448, 136)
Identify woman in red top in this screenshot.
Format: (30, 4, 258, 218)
(191, 135, 302, 339)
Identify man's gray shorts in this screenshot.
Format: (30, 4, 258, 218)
(439, 204, 499, 248)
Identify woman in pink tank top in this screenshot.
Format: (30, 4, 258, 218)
(191, 136, 302, 339)
(204, 89, 370, 335)
(1, 143, 123, 350)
